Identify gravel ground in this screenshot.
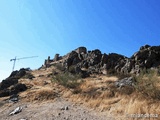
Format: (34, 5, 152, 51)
(0, 98, 115, 120)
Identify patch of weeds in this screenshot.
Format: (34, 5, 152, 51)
(53, 63, 65, 71)
(52, 72, 82, 89)
(72, 88, 82, 94)
(82, 88, 102, 99)
(119, 86, 135, 95)
(23, 73, 35, 80)
(26, 89, 58, 101)
(134, 69, 160, 100)
(68, 65, 76, 74)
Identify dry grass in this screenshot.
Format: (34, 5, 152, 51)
(21, 87, 58, 102)
(61, 74, 160, 119)
(134, 69, 160, 100)
(17, 67, 58, 102)
(14, 66, 160, 119)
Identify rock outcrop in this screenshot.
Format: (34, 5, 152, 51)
(0, 68, 28, 97)
(44, 45, 160, 77)
(115, 77, 136, 88)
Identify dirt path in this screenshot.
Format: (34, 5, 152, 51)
(0, 98, 115, 120)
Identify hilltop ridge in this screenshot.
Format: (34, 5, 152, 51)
(43, 44, 160, 76)
(0, 44, 160, 120)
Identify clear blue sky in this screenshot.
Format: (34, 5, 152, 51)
(0, 0, 160, 81)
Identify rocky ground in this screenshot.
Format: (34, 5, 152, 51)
(0, 97, 115, 120)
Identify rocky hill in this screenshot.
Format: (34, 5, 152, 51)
(0, 45, 160, 120)
(43, 44, 160, 75)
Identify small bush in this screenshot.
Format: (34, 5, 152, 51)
(23, 73, 35, 79)
(134, 69, 160, 100)
(26, 88, 57, 101)
(68, 65, 76, 73)
(119, 86, 135, 95)
(53, 63, 65, 71)
(82, 88, 102, 99)
(52, 72, 82, 89)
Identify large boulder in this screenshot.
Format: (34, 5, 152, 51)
(134, 50, 149, 61)
(0, 83, 27, 97)
(100, 53, 108, 66)
(68, 51, 78, 59)
(120, 59, 135, 74)
(0, 78, 18, 90)
(88, 49, 102, 66)
(0, 68, 28, 97)
(132, 45, 160, 69)
(65, 51, 82, 69)
(9, 71, 19, 78)
(115, 77, 136, 88)
(80, 70, 90, 78)
(10, 83, 27, 95)
(54, 54, 59, 61)
(150, 45, 160, 51)
(0, 68, 27, 90)
(75, 47, 87, 54)
(0, 89, 10, 97)
(105, 53, 126, 70)
(140, 44, 151, 50)
(9, 68, 26, 79)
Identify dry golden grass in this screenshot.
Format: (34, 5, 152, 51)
(20, 87, 57, 102)
(62, 74, 160, 119)
(17, 67, 59, 102)
(134, 69, 160, 100)
(15, 66, 160, 119)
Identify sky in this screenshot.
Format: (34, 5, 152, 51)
(0, 0, 160, 81)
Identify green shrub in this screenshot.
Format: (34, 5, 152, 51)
(53, 63, 65, 71)
(68, 65, 76, 73)
(52, 72, 82, 89)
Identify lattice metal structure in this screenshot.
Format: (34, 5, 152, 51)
(10, 56, 38, 71)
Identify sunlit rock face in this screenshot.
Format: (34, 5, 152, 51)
(43, 45, 160, 76)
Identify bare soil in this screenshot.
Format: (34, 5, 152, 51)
(0, 97, 115, 120)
